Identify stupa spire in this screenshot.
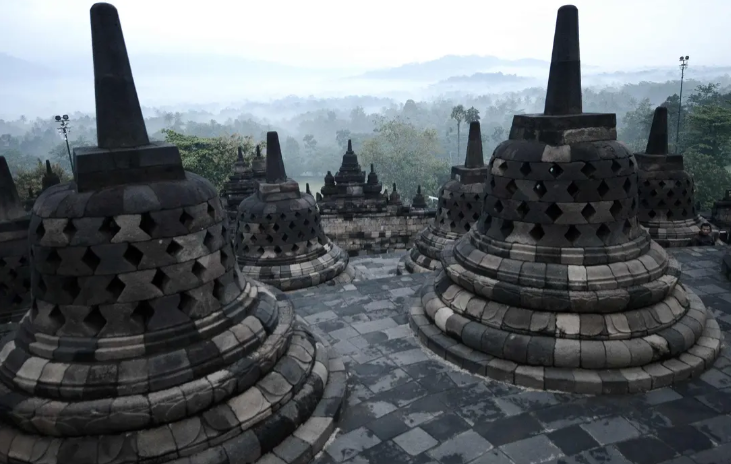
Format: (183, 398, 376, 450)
(237, 146, 244, 161)
(464, 121, 484, 168)
(645, 106, 669, 155)
(90, 2, 149, 148)
(265, 131, 287, 183)
(543, 5, 582, 115)
(0, 157, 24, 222)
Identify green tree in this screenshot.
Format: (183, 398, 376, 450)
(335, 129, 351, 150)
(685, 149, 731, 210)
(464, 106, 481, 123)
(618, 98, 654, 152)
(161, 129, 262, 190)
(359, 118, 448, 201)
(450, 105, 466, 159)
(683, 84, 731, 164)
(14, 160, 70, 203)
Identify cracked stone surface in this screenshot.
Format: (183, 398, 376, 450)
(291, 246, 731, 464)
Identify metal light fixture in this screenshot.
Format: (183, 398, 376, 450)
(676, 56, 689, 151)
(54, 114, 74, 171)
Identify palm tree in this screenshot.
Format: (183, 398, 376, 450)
(450, 105, 466, 158)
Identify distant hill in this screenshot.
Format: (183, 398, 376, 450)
(357, 55, 549, 81)
(438, 72, 530, 85)
(0, 53, 57, 82)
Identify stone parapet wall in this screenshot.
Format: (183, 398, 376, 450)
(321, 208, 436, 256)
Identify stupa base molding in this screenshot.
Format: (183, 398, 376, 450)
(397, 248, 442, 275)
(408, 274, 721, 394)
(239, 244, 354, 292)
(397, 226, 460, 275)
(0, 315, 345, 464)
(643, 216, 703, 248)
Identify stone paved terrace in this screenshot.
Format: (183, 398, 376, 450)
(288, 246, 731, 464)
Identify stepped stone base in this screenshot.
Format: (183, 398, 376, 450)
(240, 244, 355, 292)
(407, 273, 722, 394)
(396, 226, 460, 275)
(0, 300, 346, 464)
(643, 216, 703, 247)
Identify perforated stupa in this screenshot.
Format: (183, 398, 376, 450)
(407, 5, 721, 394)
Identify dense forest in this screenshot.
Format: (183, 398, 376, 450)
(2, 78, 731, 209)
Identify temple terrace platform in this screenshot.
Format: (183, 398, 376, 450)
(290, 246, 731, 464)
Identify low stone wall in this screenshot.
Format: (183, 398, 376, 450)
(321, 207, 436, 256)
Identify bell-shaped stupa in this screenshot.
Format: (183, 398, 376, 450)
(407, 5, 721, 393)
(636, 107, 702, 246)
(398, 121, 488, 274)
(0, 157, 31, 337)
(412, 185, 428, 209)
(235, 132, 355, 290)
(221, 145, 258, 222)
(0, 5, 345, 463)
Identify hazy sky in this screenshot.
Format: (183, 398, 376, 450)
(1, 0, 729, 70)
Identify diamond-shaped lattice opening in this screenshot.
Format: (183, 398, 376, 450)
(581, 204, 596, 221)
(643, 180, 651, 187)
(288, 221, 296, 230)
(37, 275, 47, 294)
(207, 203, 216, 220)
(682, 189, 688, 196)
(483, 215, 493, 231)
(545, 203, 563, 222)
(99, 217, 121, 239)
(659, 180, 666, 188)
(675, 181, 682, 188)
(251, 235, 258, 243)
(567, 182, 579, 198)
(667, 190, 675, 198)
(473, 194, 481, 201)
(107, 275, 126, 300)
(203, 231, 216, 251)
(279, 213, 287, 220)
(611, 160, 622, 173)
(506, 179, 518, 195)
(35, 221, 46, 240)
(81, 248, 100, 273)
(517, 201, 529, 218)
(500, 220, 514, 238)
(63, 220, 77, 241)
(565, 225, 581, 243)
(667, 210, 674, 219)
(581, 162, 596, 177)
(166, 240, 183, 257)
(292, 244, 300, 252)
(610, 201, 623, 218)
(549, 164, 564, 178)
(628, 158, 635, 168)
(282, 233, 289, 242)
(192, 261, 206, 280)
(472, 212, 480, 221)
(631, 198, 636, 210)
(533, 181, 546, 198)
(466, 203, 473, 210)
(682, 209, 688, 216)
(623, 219, 632, 236)
(294, 211, 301, 218)
(304, 219, 310, 226)
(623, 178, 632, 193)
(265, 214, 273, 221)
(265, 235, 274, 244)
(650, 189, 658, 197)
(490, 177, 496, 189)
(674, 199, 682, 207)
(464, 223, 471, 232)
(597, 181, 609, 197)
(151, 270, 168, 293)
(596, 224, 611, 241)
(497, 161, 508, 174)
(62, 277, 81, 301)
(458, 211, 465, 219)
(46, 249, 61, 271)
(179, 293, 197, 316)
(139, 213, 156, 236)
(648, 210, 657, 218)
(132, 301, 154, 328)
(658, 199, 666, 207)
(529, 225, 545, 241)
(48, 305, 65, 331)
(520, 162, 532, 176)
(494, 200, 504, 213)
(83, 306, 106, 334)
(179, 210, 194, 229)
(274, 245, 283, 253)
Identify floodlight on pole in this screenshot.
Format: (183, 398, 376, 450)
(676, 56, 689, 152)
(54, 114, 74, 172)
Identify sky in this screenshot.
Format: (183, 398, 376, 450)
(0, 0, 729, 71)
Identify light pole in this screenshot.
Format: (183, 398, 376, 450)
(676, 56, 689, 152)
(54, 114, 73, 172)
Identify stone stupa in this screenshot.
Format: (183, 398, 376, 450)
(398, 121, 488, 274)
(0, 157, 31, 337)
(407, 5, 721, 394)
(0, 4, 345, 463)
(636, 106, 702, 247)
(235, 132, 355, 290)
(318, 140, 387, 212)
(220, 146, 258, 222)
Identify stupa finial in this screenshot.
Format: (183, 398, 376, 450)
(265, 131, 287, 183)
(464, 121, 484, 168)
(646, 106, 669, 155)
(543, 5, 582, 115)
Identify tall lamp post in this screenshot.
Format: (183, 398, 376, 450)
(54, 114, 74, 172)
(676, 56, 689, 152)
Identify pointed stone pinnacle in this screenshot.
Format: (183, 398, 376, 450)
(306, 183, 311, 194)
(45, 159, 52, 174)
(347, 139, 353, 153)
(370, 164, 375, 173)
(90, 2, 149, 148)
(265, 131, 287, 184)
(544, 5, 582, 116)
(0, 157, 25, 222)
(393, 183, 397, 192)
(256, 145, 262, 158)
(646, 107, 669, 155)
(418, 185, 422, 194)
(464, 121, 485, 168)
(237, 146, 244, 161)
